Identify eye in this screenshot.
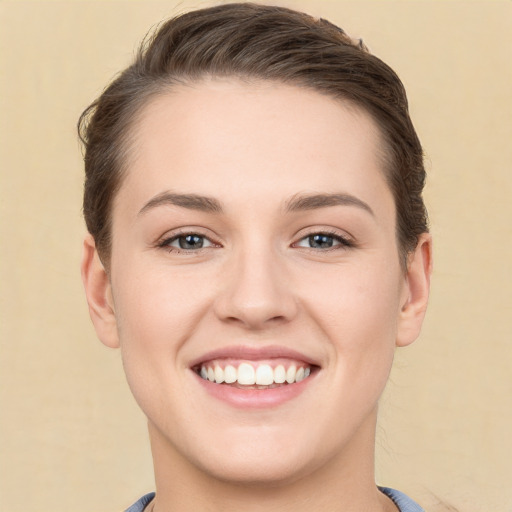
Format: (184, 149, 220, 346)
(295, 232, 352, 250)
(160, 233, 214, 251)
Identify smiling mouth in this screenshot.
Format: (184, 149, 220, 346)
(195, 360, 315, 389)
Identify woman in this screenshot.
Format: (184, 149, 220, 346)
(79, 3, 432, 511)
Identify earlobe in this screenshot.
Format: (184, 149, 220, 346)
(81, 234, 120, 348)
(396, 233, 433, 347)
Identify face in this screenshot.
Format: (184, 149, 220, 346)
(84, 79, 430, 486)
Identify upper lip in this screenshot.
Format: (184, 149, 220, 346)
(189, 345, 321, 368)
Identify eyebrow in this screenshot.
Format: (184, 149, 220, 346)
(285, 193, 374, 216)
(138, 191, 374, 217)
(138, 191, 223, 216)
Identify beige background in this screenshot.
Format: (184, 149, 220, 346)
(1, 1, 511, 511)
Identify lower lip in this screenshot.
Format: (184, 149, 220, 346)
(193, 372, 316, 409)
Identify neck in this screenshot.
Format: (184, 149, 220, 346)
(147, 411, 398, 512)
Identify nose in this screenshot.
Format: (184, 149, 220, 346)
(213, 246, 298, 330)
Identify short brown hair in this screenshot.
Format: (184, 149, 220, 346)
(78, 2, 428, 267)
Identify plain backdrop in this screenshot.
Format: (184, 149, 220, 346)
(1, 1, 511, 511)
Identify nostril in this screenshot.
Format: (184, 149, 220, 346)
(212, 260, 299, 328)
(222, 312, 291, 329)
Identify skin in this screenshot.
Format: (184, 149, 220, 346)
(82, 79, 432, 512)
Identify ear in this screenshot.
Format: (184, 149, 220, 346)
(396, 233, 433, 347)
(81, 234, 120, 348)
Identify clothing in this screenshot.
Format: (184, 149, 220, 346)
(379, 487, 425, 512)
(125, 487, 424, 512)
(125, 492, 154, 512)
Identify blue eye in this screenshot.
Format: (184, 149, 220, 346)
(296, 233, 351, 249)
(164, 234, 213, 251)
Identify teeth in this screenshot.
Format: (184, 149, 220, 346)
(199, 362, 313, 386)
(274, 365, 286, 384)
(237, 363, 255, 385)
(214, 365, 224, 384)
(286, 365, 297, 384)
(224, 364, 237, 384)
(255, 364, 274, 385)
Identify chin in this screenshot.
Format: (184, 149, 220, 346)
(198, 450, 316, 487)
(179, 422, 333, 488)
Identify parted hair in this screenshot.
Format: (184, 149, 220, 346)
(78, 2, 428, 267)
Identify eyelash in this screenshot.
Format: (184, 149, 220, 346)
(156, 229, 354, 254)
(157, 230, 218, 253)
(293, 230, 354, 251)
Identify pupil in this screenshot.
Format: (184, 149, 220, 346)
(309, 234, 333, 248)
(179, 235, 203, 249)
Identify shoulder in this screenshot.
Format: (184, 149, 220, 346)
(379, 487, 425, 512)
(124, 492, 155, 512)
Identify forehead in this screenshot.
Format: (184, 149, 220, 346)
(115, 79, 393, 218)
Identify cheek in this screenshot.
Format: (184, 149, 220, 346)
(109, 265, 182, 379)
(109, 260, 220, 408)
(301, 259, 403, 370)
(109, 266, 206, 423)
(112, 257, 208, 342)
